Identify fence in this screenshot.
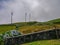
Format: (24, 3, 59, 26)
(3, 29, 60, 45)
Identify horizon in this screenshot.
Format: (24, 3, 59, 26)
(0, 18, 59, 25)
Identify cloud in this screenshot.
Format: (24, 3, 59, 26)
(0, 0, 60, 24)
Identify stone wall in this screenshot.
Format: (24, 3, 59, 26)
(4, 29, 60, 45)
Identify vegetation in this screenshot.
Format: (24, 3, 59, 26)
(47, 18, 60, 24)
(0, 18, 60, 45)
(22, 39, 60, 45)
(0, 25, 15, 34)
(0, 18, 60, 34)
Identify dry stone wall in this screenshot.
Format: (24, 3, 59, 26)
(4, 29, 60, 45)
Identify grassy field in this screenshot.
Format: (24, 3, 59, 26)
(0, 23, 60, 34)
(0, 25, 16, 34)
(0, 18, 60, 45)
(0, 18, 60, 34)
(22, 39, 60, 45)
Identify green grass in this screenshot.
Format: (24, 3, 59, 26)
(47, 18, 60, 24)
(0, 25, 16, 34)
(22, 39, 60, 45)
(0, 18, 60, 34)
(0, 18, 59, 45)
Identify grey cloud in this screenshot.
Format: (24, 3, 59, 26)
(32, 0, 60, 21)
(0, 0, 60, 24)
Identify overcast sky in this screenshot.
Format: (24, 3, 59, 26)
(0, 0, 60, 24)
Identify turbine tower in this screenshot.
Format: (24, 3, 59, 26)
(29, 13, 31, 22)
(25, 12, 27, 22)
(11, 12, 13, 24)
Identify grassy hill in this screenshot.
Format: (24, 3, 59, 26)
(0, 18, 60, 45)
(48, 18, 60, 23)
(0, 18, 60, 34)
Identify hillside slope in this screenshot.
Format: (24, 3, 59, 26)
(0, 18, 60, 34)
(47, 18, 60, 24)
